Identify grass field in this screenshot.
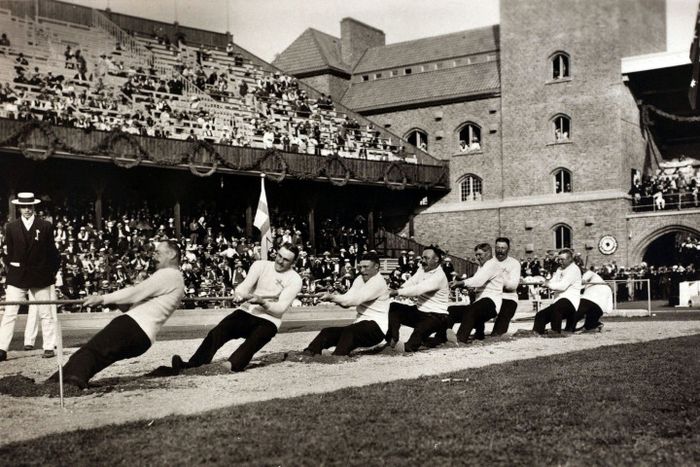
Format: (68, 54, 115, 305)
(1, 334, 698, 466)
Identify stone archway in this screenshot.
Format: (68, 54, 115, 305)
(631, 224, 700, 266)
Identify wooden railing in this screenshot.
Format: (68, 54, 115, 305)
(375, 228, 477, 277)
(0, 118, 449, 190)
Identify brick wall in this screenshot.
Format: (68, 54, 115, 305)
(367, 98, 503, 203)
(413, 198, 631, 265)
(299, 74, 350, 101)
(499, 0, 666, 198)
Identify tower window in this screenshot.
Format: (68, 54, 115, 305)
(552, 52, 570, 79)
(553, 114, 571, 142)
(554, 224, 572, 249)
(459, 174, 483, 202)
(553, 168, 572, 193)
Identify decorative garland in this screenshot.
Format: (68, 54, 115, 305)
(644, 104, 700, 123)
(186, 140, 220, 177)
(321, 153, 352, 186)
(0, 120, 445, 190)
(382, 160, 408, 191)
(98, 131, 146, 169)
(249, 148, 288, 183)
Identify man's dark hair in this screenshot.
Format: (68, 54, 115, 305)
(279, 242, 300, 260)
(360, 252, 380, 265)
(163, 239, 181, 264)
(475, 243, 492, 253)
(495, 237, 511, 247)
(559, 248, 574, 258)
(424, 244, 445, 261)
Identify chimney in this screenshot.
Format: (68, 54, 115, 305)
(341, 17, 385, 68)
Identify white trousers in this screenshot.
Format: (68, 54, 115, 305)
(23, 286, 58, 348)
(0, 285, 56, 351)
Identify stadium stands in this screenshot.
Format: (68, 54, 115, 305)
(0, 8, 421, 163)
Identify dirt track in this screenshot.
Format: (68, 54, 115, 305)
(1, 320, 699, 447)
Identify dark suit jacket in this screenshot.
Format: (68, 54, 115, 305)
(5, 218, 61, 289)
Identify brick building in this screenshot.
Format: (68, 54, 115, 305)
(274, 0, 700, 267)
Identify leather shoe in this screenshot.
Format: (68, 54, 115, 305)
(63, 374, 87, 389)
(171, 354, 188, 372)
(42, 350, 55, 358)
(0, 349, 6, 362)
(23, 345, 34, 351)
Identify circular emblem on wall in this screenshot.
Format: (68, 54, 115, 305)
(598, 235, 618, 255)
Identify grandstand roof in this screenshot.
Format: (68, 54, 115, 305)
(272, 28, 351, 75)
(352, 25, 500, 74)
(341, 61, 500, 112)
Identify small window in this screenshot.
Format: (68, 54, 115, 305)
(453, 60, 458, 67)
(420, 65, 426, 72)
(459, 174, 483, 202)
(458, 123, 482, 152)
(404, 68, 412, 75)
(405, 129, 428, 151)
(554, 224, 572, 249)
(362, 75, 369, 82)
(391, 69, 398, 77)
(374, 73, 382, 79)
(553, 168, 572, 193)
(435, 62, 442, 70)
(553, 114, 571, 142)
(552, 52, 570, 79)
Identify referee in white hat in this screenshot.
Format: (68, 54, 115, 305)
(0, 192, 61, 362)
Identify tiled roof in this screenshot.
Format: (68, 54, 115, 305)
(353, 25, 499, 74)
(272, 28, 350, 75)
(341, 61, 500, 111)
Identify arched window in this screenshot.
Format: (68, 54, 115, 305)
(405, 129, 428, 151)
(553, 224, 572, 249)
(459, 174, 483, 202)
(551, 52, 570, 79)
(458, 123, 482, 152)
(553, 168, 572, 193)
(552, 114, 571, 142)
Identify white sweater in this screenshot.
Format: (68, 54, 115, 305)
(236, 260, 303, 329)
(581, 270, 613, 314)
(500, 256, 522, 302)
(334, 273, 390, 333)
(547, 263, 582, 309)
(463, 257, 505, 310)
(398, 266, 449, 314)
(103, 267, 185, 344)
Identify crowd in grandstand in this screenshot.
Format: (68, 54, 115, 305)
(0, 25, 413, 163)
(630, 160, 700, 211)
(0, 202, 377, 309)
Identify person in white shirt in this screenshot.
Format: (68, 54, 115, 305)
(532, 248, 582, 334)
(49, 241, 185, 388)
(386, 245, 450, 352)
(173, 243, 302, 372)
(448, 243, 505, 343)
(491, 237, 522, 336)
(567, 256, 611, 332)
(304, 252, 389, 356)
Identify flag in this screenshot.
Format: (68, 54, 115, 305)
(253, 174, 271, 261)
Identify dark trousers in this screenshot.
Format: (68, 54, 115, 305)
(491, 299, 518, 336)
(53, 314, 150, 386)
(187, 309, 277, 372)
(386, 302, 450, 352)
(305, 320, 384, 356)
(533, 299, 576, 334)
(568, 298, 604, 331)
(449, 298, 497, 341)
